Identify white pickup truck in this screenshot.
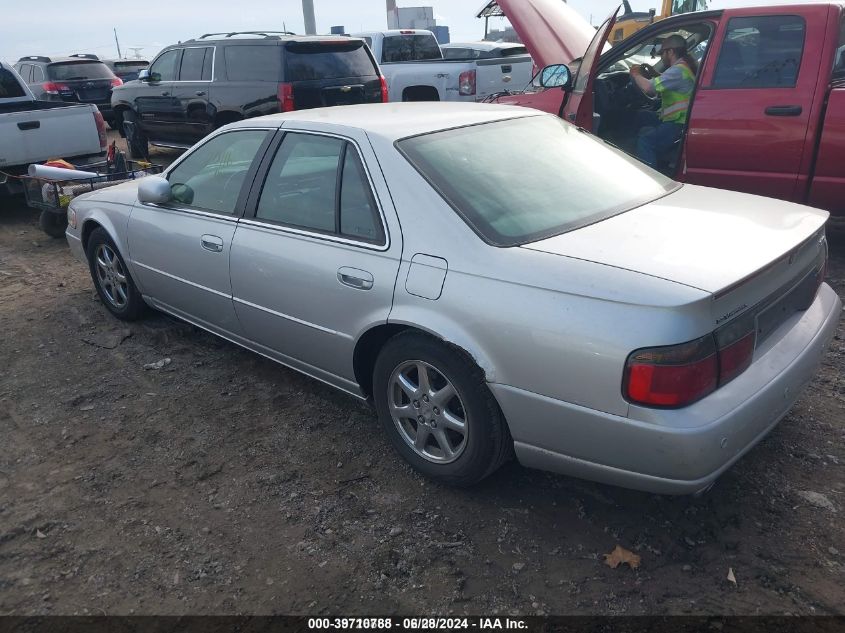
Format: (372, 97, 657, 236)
(352, 29, 533, 102)
(0, 61, 107, 196)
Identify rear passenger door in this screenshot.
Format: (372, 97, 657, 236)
(230, 128, 402, 390)
(685, 7, 828, 201)
(171, 45, 215, 145)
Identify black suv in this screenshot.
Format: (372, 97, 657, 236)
(111, 32, 387, 157)
(14, 54, 121, 125)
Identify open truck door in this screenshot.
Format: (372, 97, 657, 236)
(563, 6, 621, 129)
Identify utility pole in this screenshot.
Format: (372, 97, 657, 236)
(302, 0, 317, 35)
(114, 28, 122, 59)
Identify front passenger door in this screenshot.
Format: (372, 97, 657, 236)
(127, 129, 273, 336)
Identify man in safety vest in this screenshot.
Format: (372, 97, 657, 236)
(629, 33, 697, 170)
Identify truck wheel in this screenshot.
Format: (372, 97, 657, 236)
(121, 111, 149, 160)
(372, 331, 513, 486)
(39, 210, 68, 238)
(86, 227, 146, 321)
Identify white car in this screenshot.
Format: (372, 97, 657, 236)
(65, 102, 841, 493)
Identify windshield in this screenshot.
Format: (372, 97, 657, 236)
(48, 61, 114, 80)
(398, 116, 676, 247)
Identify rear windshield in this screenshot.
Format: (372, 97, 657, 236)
(0, 67, 26, 98)
(397, 116, 676, 247)
(224, 45, 281, 81)
(381, 34, 442, 63)
(285, 41, 378, 80)
(113, 61, 149, 71)
(48, 61, 114, 80)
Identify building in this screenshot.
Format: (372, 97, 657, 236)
(386, 1, 449, 41)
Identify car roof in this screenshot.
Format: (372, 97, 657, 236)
(180, 34, 363, 45)
(228, 102, 541, 142)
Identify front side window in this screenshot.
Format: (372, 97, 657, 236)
(0, 67, 27, 97)
(398, 116, 676, 247)
(32, 65, 44, 82)
(256, 133, 384, 243)
(712, 15, 805, 88)
(150, 49, 180, 82)
(166, 130, 269, 214)
(16, 64, 32, 83)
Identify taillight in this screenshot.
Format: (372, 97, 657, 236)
(625, 311, 759, 408)
(110, 77, 123, 88)
(380, 75, 389, 102)
(624, 336, 718, 408)
(93, 111, 107, 149)
(459, 69, 476, 96)
(43, 82, 70, 95)
(278, 82, 295, 112)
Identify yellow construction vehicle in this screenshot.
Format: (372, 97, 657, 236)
(610, 0, 708, 45)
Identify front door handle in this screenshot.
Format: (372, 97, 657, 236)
(765, 105, 802, 117)
(201, 234, 224, 252)
(195, 91, 206, 96)
(337, 267, 374, 290)
(161, 91, 170, 96)
(17, 120, 40, 130)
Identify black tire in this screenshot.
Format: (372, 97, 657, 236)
(39, 210, 68, 238)
(86, 227, 145, 321)
(373, 332, 512, 486)
(121, 110, 149, 160)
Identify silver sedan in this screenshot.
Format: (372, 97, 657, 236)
(65, 103, 841, 494)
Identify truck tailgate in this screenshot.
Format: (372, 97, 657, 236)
(475, 55, 533, 99)
(0, 103, 102, 171)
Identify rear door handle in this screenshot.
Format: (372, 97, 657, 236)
(161, 91, 170, 96)
(195, 91, 206, 96)
(765, 105, 802, 117)
(337, 267, 374, 290)
(17, 121, 40, 130)
(201, 234, 224, 252)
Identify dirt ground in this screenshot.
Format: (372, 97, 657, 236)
(1, 141, 844, 616)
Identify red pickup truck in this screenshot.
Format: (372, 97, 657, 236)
(496, 1, 845, 226)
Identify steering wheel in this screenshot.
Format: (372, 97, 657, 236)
(626, 64, 661, 110)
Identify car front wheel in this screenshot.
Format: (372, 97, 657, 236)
(86, 227, 145, 320)
(373, 332, 512, 486)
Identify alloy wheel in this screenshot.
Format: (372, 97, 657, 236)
(94, 244, 129, 310)
(388, 360, 468, 464)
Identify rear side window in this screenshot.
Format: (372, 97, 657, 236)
(15, 64, 32, 83)
(285, 41, 378, 80)
(180, 47, 212, 81)
(48, 61, 114, 81)
(712, 15, 805, 88)
(256, 133, 384, 243)
(834, 13, 845, 80)
(0, 68, 27, 98)
(381, 34, 442, 63)
(224, 46, 281, 81)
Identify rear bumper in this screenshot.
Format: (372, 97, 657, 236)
(492, 283, 842, 495)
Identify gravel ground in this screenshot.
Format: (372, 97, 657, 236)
(1, 142, 843, 615)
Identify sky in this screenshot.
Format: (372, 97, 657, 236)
(0, 0, 807, 63)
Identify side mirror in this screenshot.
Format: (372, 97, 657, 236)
(137, 176, 171, 205)
(137, 69, 150, 82)
(539, 64, 572, 90)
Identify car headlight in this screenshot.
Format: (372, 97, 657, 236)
(67, 204, 77, 230)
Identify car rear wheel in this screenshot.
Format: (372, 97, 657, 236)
(121, 110, 149, 160)
(86, 228, 145, 321)
(373, 332, 512, 486)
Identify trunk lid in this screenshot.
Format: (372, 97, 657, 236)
(495, 0, 598, 68)
(522, 184, 829, 327)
